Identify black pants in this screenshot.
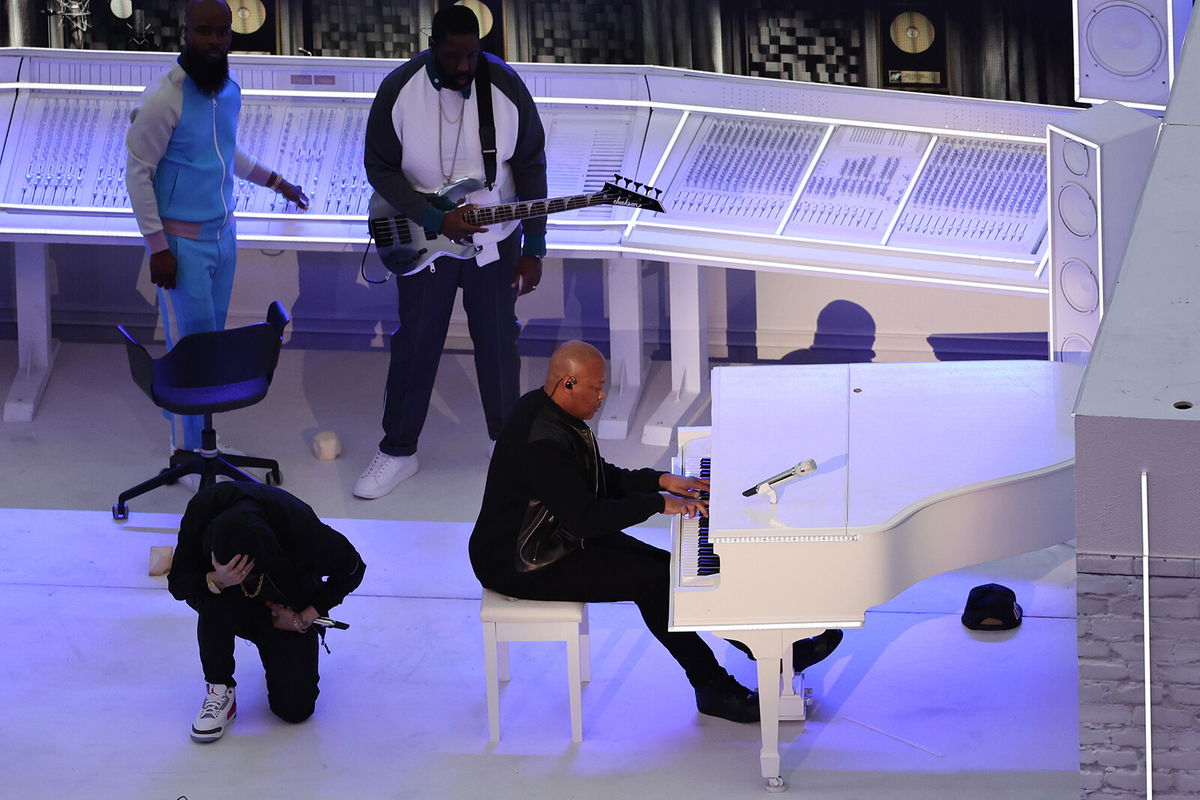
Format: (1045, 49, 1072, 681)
(188, 592, 320, 724)
(379, 228, 522, 456)
(484, 532, 725, 690)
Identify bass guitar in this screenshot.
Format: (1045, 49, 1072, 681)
(367, 175, 664, 276)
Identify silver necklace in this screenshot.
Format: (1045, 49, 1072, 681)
(438, 90, 466, 181)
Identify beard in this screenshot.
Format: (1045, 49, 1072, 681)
(178, 45, 229, 95)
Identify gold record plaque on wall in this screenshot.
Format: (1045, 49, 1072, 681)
(881, 4, 948, 91)
(889, 11, 935, 54)
(231, 0, 268, 35)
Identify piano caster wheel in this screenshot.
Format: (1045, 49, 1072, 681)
(804, 688, 814, 708)
(765, 776, 787, 793)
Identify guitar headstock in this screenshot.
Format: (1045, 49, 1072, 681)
(602, 175, 666, 213)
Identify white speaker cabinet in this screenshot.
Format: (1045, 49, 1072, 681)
(1074, 0, 1193, 110)
(1047, 101, 1159, 363)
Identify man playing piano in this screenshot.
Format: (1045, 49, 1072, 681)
(469, 340, 760, 723)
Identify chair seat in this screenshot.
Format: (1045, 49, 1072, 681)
(153, 376, 269, 416)
(480, 589, 585, 623)
(480, 588, 590, 742)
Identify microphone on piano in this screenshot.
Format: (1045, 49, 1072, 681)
(742, 459, 818, 504)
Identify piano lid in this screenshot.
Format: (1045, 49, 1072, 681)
(707, 360, 1082, 539)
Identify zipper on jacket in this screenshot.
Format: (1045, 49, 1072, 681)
(212, 95, 230, 231)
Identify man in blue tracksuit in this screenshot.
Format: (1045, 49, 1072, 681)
(125, 0, 307, 455)
(356, 4, 547, 499)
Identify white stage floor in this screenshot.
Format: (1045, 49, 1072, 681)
(0, 343, 1080, 799)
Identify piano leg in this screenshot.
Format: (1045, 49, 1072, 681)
(755, 653, 788, 792)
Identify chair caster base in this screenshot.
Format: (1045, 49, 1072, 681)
(113, 503, 129, 521)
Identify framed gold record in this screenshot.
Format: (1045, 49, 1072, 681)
(231, 0, 268, 35)
(889, 11, 935, 55)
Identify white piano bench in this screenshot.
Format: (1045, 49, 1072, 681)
(479, 588, 591, 743)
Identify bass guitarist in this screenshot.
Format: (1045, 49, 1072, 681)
(358, 4, 547, 500)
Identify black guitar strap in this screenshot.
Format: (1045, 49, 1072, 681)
(475, 55, 497, 190)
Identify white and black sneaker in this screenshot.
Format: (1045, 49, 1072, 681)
(191, 683, 236, 743)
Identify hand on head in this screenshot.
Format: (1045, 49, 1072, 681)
(210, 552, 254, 589)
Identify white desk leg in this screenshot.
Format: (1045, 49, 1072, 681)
(597, 258, 646, 440)
(4, 242, 59, 422)
(642, 261, 708, 446)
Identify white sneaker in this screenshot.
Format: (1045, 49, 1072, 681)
(353, 451, 419, 499)
(191, 683, 236, 743)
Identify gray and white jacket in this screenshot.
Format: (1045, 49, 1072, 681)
(364, 51, 548, 265)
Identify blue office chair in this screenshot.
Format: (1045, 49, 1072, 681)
(113, 301, 291, 520)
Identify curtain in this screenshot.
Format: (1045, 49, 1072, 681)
(951, 0, 1078, 106)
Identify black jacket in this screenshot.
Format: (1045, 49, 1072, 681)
(469, 388, 664, 584)
(168, 483, 364, 615)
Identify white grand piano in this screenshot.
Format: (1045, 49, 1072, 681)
(669, 359, 1081, 791)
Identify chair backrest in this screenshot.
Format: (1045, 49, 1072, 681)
(156, 302, 291, 390)
(118, 303, 291, 414)
(117, 325, 156, 403)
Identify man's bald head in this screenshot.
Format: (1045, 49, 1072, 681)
(544, 341, 607, 420)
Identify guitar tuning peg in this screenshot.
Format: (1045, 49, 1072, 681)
(614, 173, 623, 184)
(653, 188, 662, 197)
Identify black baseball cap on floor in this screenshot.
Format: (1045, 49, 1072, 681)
(962, 583, 1023, 631)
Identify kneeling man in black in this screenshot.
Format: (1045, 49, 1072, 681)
(168, 482, 365, 742)
(469, 339, 759, 722)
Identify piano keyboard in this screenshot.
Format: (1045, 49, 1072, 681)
(678, 448, 720, 586)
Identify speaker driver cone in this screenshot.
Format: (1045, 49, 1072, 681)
(1060, 259, 1101, 314)
(1058, 183, 1099, 237)
(1085, 2, 1166, 77)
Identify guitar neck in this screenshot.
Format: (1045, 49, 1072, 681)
(464, 192, 608, 226)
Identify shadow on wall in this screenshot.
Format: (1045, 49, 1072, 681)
(926, 331, 1048, 361)
(521, 258, 615, 359)
(292, 250, 397, 351)
(779, 299, 877, 364)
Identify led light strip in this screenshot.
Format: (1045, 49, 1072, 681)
(547, 242, 1050, 294)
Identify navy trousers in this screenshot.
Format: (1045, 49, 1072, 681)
(379, 228, 522, 456)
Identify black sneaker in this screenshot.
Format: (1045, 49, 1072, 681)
(791, 629, 844, 673)
(695, 673, 760, 723)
